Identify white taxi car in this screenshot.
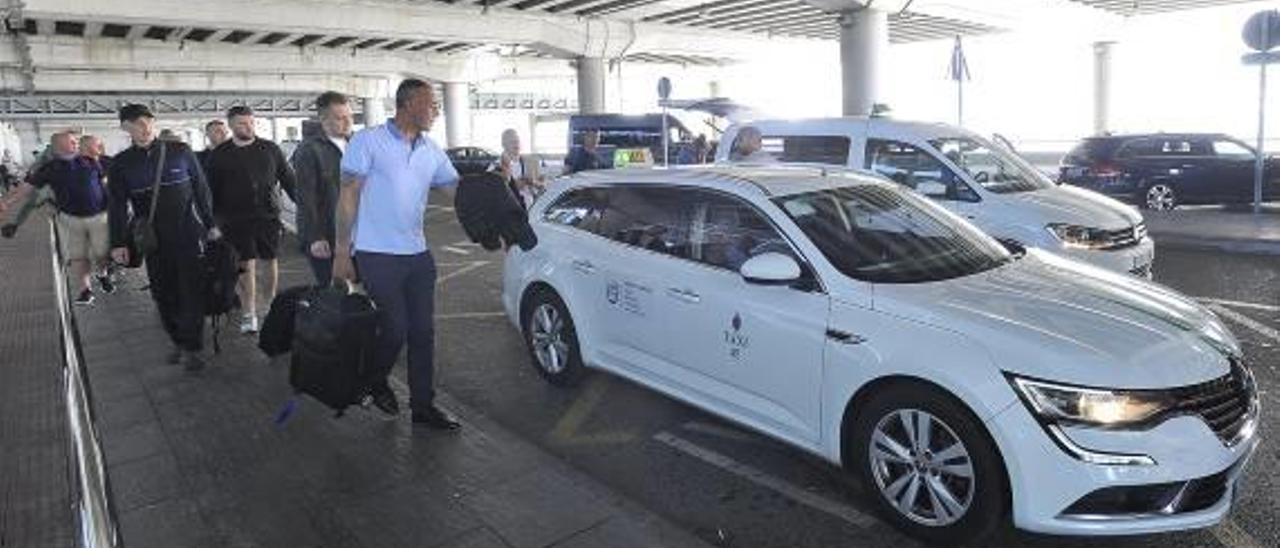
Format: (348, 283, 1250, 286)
(718, 118, 1156, 277)
(502, 165, 1258, 544)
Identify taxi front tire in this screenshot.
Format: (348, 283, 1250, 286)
(850, 383, 1009, 546)
(522, 288, 585, 386)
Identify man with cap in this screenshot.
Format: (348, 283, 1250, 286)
(107, 104, 220, 371)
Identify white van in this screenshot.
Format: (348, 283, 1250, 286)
(717, 118, 1155, 276)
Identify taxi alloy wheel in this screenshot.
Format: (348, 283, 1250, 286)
(523, 290, 583, 386)
(851, 383, 1008, 545)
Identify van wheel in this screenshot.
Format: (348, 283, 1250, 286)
(522, 289, 584, 386)
(1144, 183, 1178, 211)
(851, 384, 1008, 546)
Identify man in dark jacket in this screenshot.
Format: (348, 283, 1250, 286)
(563, 129, 605, 175)
(291, 91, 353, 285)
(107, 104, 220, 371)
(196, 120, 229, 171)
(0, 131, 112, 304)
(206, 105, 298, 334)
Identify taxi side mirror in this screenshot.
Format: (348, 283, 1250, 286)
(740, 252, 801, 284)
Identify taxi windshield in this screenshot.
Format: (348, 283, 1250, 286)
(929, 137, 1055, 194)
(776, 185, 1012, 284)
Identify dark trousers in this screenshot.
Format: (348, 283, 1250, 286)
(307, 254, 333, 287)
(355, 250, 438, 411)
(146, 240, 205, 351)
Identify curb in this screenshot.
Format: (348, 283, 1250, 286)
(1152, 234, 1280, 256)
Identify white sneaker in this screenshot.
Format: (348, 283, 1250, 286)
(239, 314, 259, 334)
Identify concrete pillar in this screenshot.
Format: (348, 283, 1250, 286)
(270, 118, 281, 142)
(363, 96, 386, 127)
(14, 120, 43, 167)
(576, 57, 606, 115)
(838, 8, 888, 117)
(442, 81, 471, 148)
(1093, 41, 1114, 136)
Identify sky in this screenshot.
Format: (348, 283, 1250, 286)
(601, 1, 1280, 153)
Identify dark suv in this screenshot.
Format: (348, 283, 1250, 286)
(1059, 133, 1280, 210)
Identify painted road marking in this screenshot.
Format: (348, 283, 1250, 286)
(1212, 519, 1267, 548)
(442, 246, 472, 256)
(549, 376, 636, 446)
(437, 262, 488, 286)
(1209, 304, 1280, 345)
(1198, 298, 1280, 313)
(653, 431, 877, 529)
(680, 421, 762, 445)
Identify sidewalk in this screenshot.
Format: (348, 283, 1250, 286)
(74, 243, 711, 548)
(0, 220, 75, 548)
(1143, 204, 1280, 255)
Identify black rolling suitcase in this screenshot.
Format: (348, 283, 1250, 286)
(289, 283, 379, 416)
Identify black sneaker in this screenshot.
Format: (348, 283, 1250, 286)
(369, 387, 400, 417)
(74, 289, 94, 306)
(412, 405, 461, 431)
(97, 273, 116, 294)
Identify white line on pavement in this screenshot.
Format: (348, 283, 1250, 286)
(680, 421, 762, 445)
(1208, 304, 1280, 345)
(652, 431, 877, 529)
(437, 262, 488, 286)
(1198, 298, 1280, 313)
(442, 246, 472, 255)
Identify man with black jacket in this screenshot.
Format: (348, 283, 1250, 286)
(206, 105, 298, 334)
(107, 104, 220, 371)
(291, 91, 353, 285)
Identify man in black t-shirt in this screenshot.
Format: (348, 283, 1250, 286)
(206, 105, 298, 334)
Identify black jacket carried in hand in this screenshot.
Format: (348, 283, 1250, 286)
(454, 172, 537, 251)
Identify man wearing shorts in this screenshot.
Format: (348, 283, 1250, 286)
(206, 106, 297, 333)
(0, 131, 112, 304)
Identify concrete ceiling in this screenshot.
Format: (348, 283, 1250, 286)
(1067, 0, 1264, 16)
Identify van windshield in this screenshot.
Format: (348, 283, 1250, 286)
(775, 184, 1013, 284)
(929, 137, 1055, 194)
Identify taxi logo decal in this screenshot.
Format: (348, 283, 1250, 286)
(725, 313, 750, 360)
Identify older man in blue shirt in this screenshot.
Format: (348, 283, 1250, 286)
(333, 79, 461, 429)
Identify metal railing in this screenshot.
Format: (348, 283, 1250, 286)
(47, 218, 124, 548)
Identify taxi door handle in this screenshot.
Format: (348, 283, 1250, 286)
(571, 259, 596, 274)
(666, 287, 701, 304)
(826, 329, 867, 345)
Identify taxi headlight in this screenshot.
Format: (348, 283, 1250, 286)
(1010, 376, 1175, 427)
(1046, 223, 1110, 250)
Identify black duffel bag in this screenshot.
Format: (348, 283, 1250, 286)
(289, 282, 379, 416)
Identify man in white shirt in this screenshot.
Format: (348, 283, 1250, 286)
(333, 79, 462, 430)
(494, 128, 545, 210)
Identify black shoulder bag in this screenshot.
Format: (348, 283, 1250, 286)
(129, 141, 167, 261)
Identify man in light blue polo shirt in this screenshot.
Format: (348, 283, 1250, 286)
(333, 79, 462, 430)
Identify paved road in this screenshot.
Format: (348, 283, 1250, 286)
(416, 204, 1278, 548)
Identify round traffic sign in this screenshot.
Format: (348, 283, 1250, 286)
(1243, 10, 1280, 52)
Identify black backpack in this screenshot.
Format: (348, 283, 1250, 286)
(202, 238, 242, 352)
(289, 283, 379, 416)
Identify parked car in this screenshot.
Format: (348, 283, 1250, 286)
(717, 118, 1155, 278)
(504, 165, 1258, 544)
(1059, 133, 1280, 210)
(446, 146, 498, 175)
